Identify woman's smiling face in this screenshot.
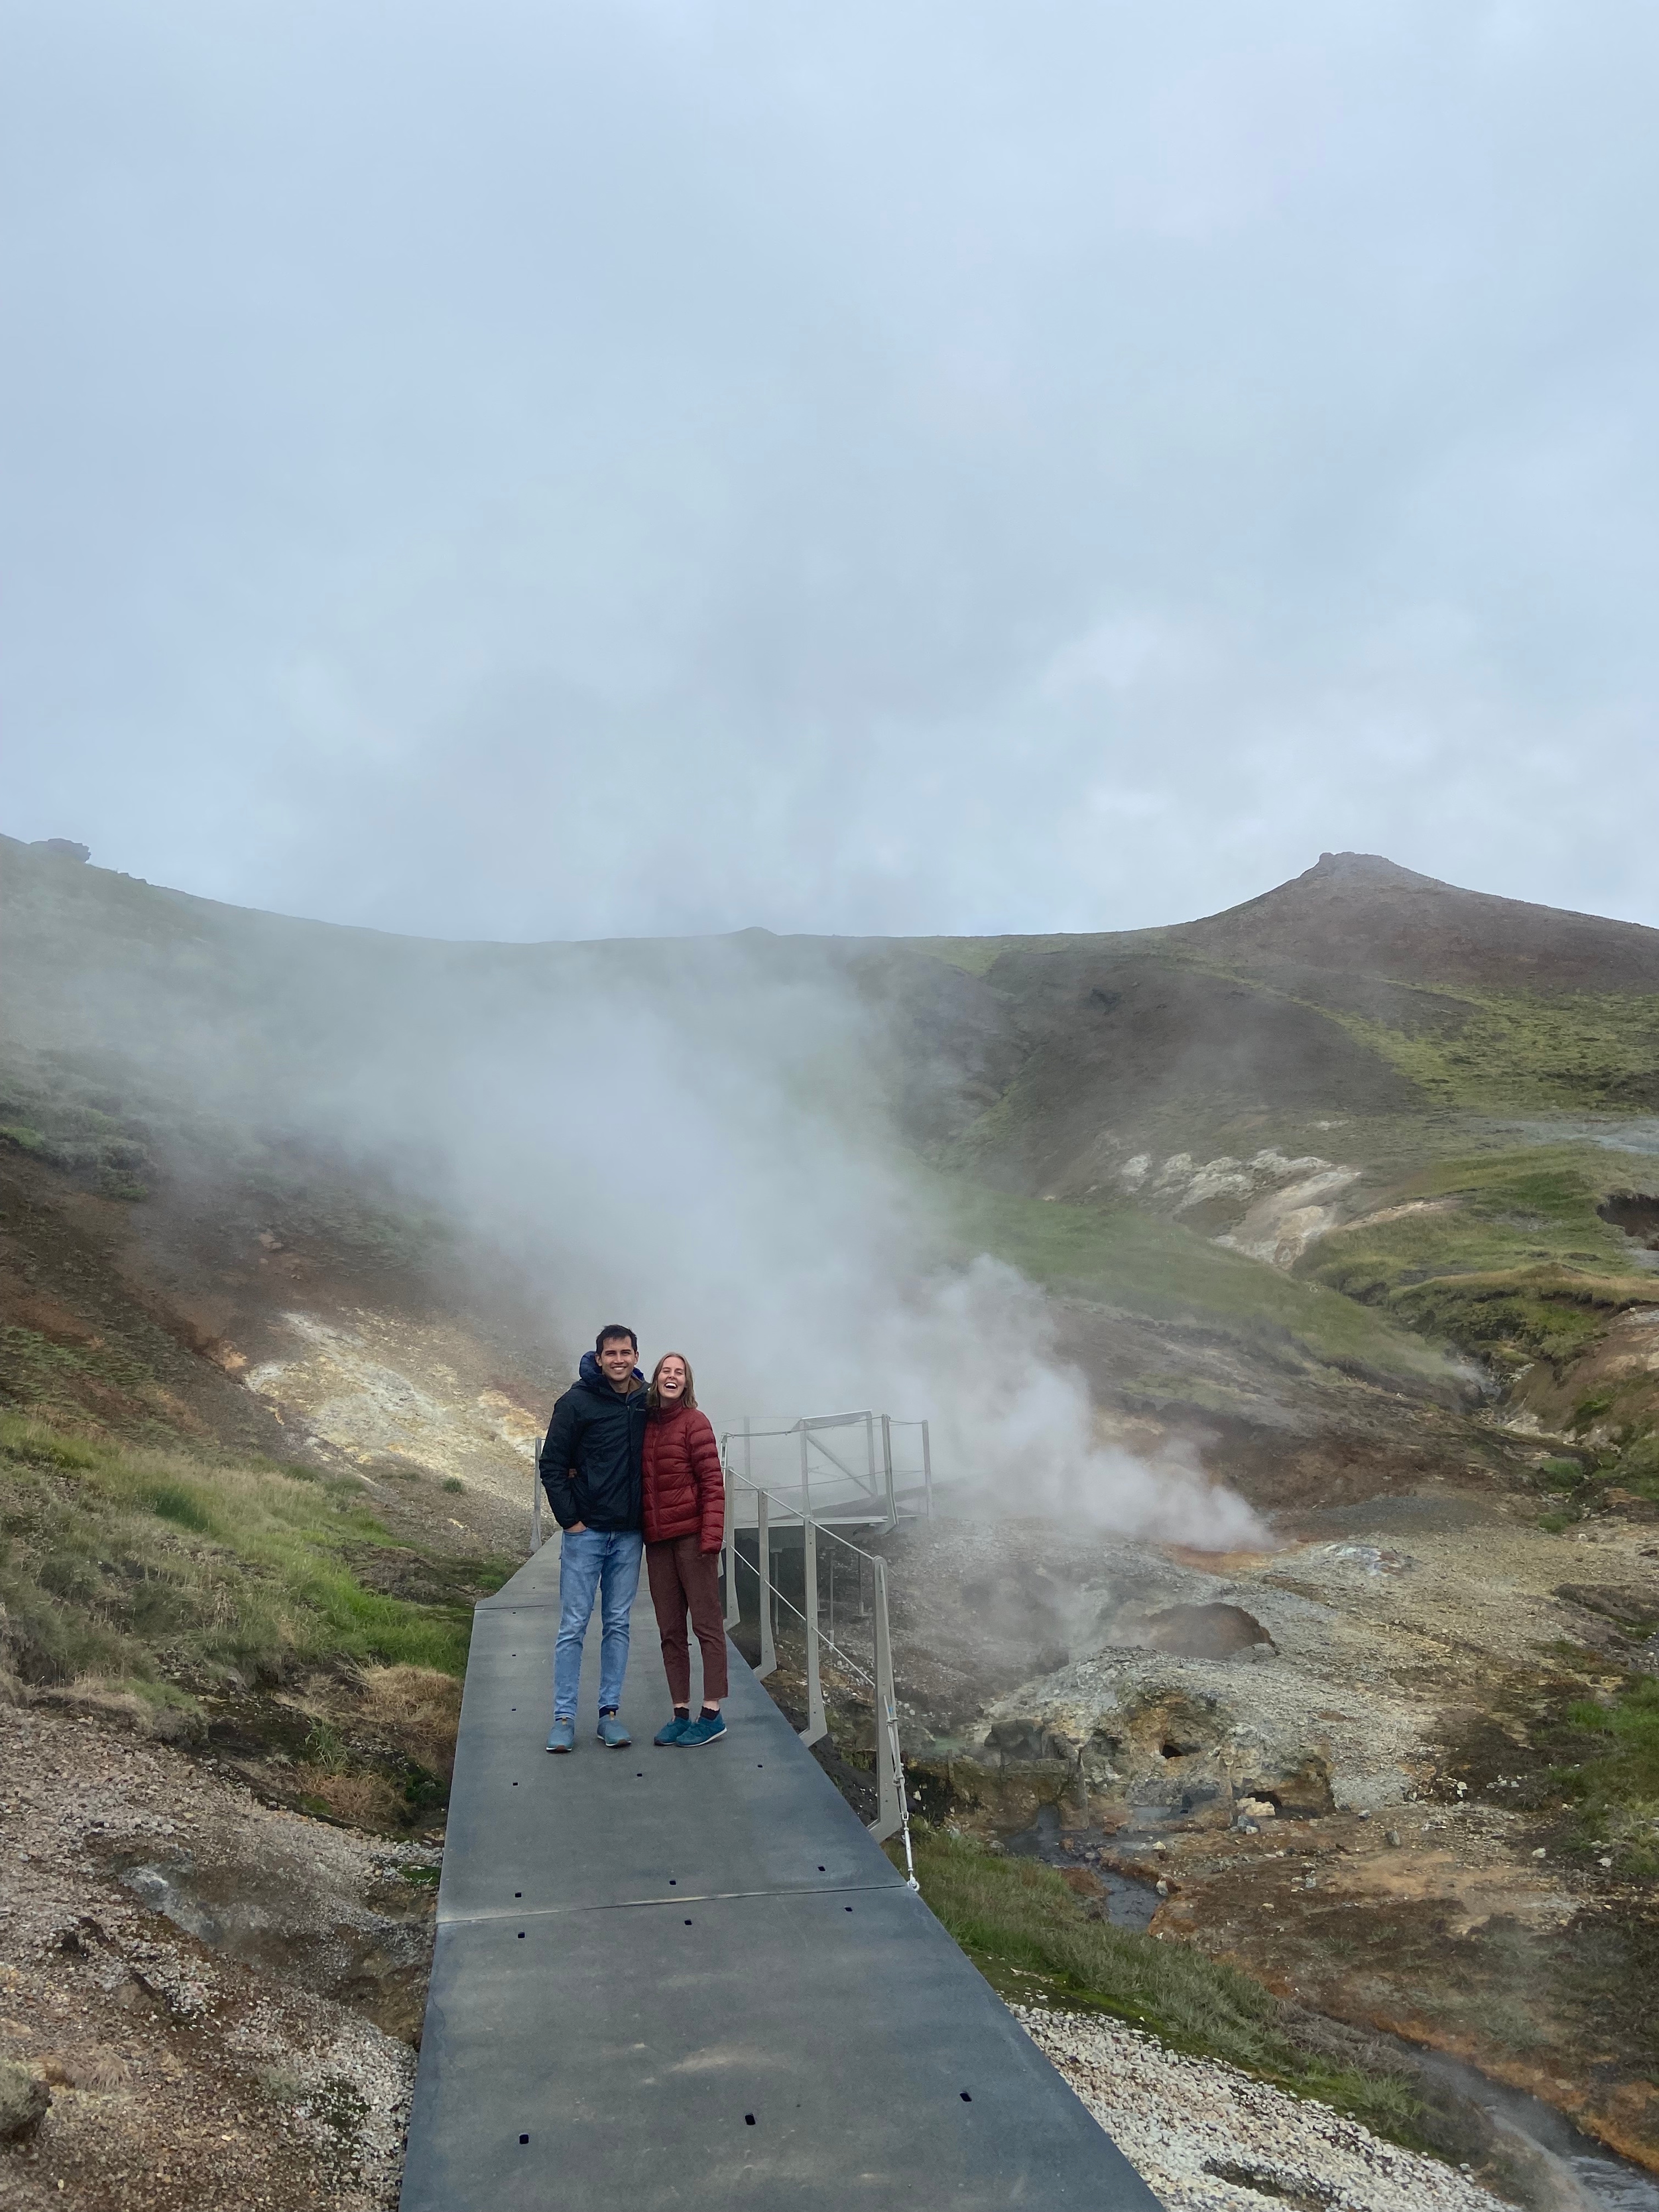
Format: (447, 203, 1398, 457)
(656, 1355, 688, 1402)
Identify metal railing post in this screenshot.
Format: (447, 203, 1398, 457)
(723, 1467, 739, 1630)
(864, 1410, 876, 1513)
(920, 1420, 933, 1518)
(797, 1425, 824, 1739)
(869, 1556, 902, 1842)
(801, 1512, 826, 1746)
(880, 1414, 896, 1530)
(530, 1457, 543, 1552)
(756, 1484, 776, 1679)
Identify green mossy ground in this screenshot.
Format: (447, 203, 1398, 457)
(1554, 1676, 1659, 1875)
(934, 1179, 1452, 1387)
(0, 1058, 158, 1198)
(1328, 989, 1659, 1117)
(0, 1413, 506, 1697)
(1441, 1653, 1659, 1879)
(896, 1829, 1437, 2152)
(1300, 1147, 1656, 1375)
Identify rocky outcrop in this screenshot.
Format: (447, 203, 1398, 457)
(948, 1648, 1335, 1834)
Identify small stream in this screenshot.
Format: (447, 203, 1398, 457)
(1004, 1807, 1659, 2212)
(1407, 2047, 1659, 2212)
(1004, 1804, 1162, 1928)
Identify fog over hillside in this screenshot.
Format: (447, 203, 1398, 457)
(12, 829, 1659, 1549)
(0, 833, 1267, 1541)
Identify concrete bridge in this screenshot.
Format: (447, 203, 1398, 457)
(399, 1539, 1162, 2210)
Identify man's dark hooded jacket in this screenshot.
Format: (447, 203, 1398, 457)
(538, 1352, 647, 1532)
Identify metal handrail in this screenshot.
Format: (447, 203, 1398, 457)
(721, 1414, 934, 1529)
(524, 1416, 922, 1884)
(721, 1462, 916, 1887)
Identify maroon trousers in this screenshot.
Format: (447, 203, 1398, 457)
(645, 1536, 730, 1706)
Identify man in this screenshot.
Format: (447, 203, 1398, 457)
(538, 1325, 648, 1752)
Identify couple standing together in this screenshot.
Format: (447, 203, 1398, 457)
(537, 1323, 728, 1752)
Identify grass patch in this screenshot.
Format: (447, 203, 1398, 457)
(0, 1412, 509, 1698)
(936, 1179, 1451, 1388)
(899, 1831, 1428, 2150)
(1443, 1662, 1659, 1877)
(0, 1057, 158, 1197)
(1554, 1676, 1659, 1876)
(1300, 1148, 1653, 1373)
(1329, 989, 1659, 1116)
(891, 937, 1006, 978)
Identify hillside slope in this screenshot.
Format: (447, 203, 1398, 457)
(7, 835, 1659, 2192)
(5, 833, 1659, 1514)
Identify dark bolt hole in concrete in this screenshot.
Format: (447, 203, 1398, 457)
(961, 2093, 972, 2103)
(518, 2135, 528, 2145)
(744, 2116, 755, 2126)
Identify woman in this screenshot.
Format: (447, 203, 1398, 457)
(641, 1352, 728, 1747)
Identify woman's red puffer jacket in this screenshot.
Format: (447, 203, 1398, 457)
(642, 1402, 725, 1551)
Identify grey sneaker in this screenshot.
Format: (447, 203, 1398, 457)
(654, 1715, 690, 1746)
(546, 1717, 576, 1753)
(596, 1712, 632, 1749)
(677, 1712, 726, 1748)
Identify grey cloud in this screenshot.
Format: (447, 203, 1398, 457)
(4, 0, 1657, 936)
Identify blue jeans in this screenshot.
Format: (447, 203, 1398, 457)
(553, 1529, 644, 1719)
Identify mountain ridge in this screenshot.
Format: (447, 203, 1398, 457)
(15, 830, 1659, 982)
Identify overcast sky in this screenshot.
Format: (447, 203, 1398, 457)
(5, 1, 1658, 943)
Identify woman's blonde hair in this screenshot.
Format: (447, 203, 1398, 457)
(647, 1352, 698, 1412)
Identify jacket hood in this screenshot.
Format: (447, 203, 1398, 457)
(578, 1350, 644, 1392)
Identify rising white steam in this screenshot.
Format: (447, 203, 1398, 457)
(888, 1257, 1269, 1546)
(6, 855, 1265, 1545)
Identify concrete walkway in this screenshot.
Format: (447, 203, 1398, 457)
(399, 1542, 1162, 2210)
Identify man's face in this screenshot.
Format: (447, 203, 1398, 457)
(598, 1337, 637, 1387)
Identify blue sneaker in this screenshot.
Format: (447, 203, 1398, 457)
(596, 1712, 632, 1749)
(677, 1712, 726, 1748)
(654, 1714, 690, 1746)
(546, 1717, 576, 1753)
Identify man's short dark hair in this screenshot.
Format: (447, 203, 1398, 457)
(596, 1324, 637, 1354)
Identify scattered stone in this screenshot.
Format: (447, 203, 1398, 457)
(1595, 1489, 1659, 1523)
(1018, 2007, 1512, 2212)
(0, 2059, 49, 2140)
(0, 1705, 424, 2203)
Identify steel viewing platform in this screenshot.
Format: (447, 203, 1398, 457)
(399, 1538, 1161, 2210)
